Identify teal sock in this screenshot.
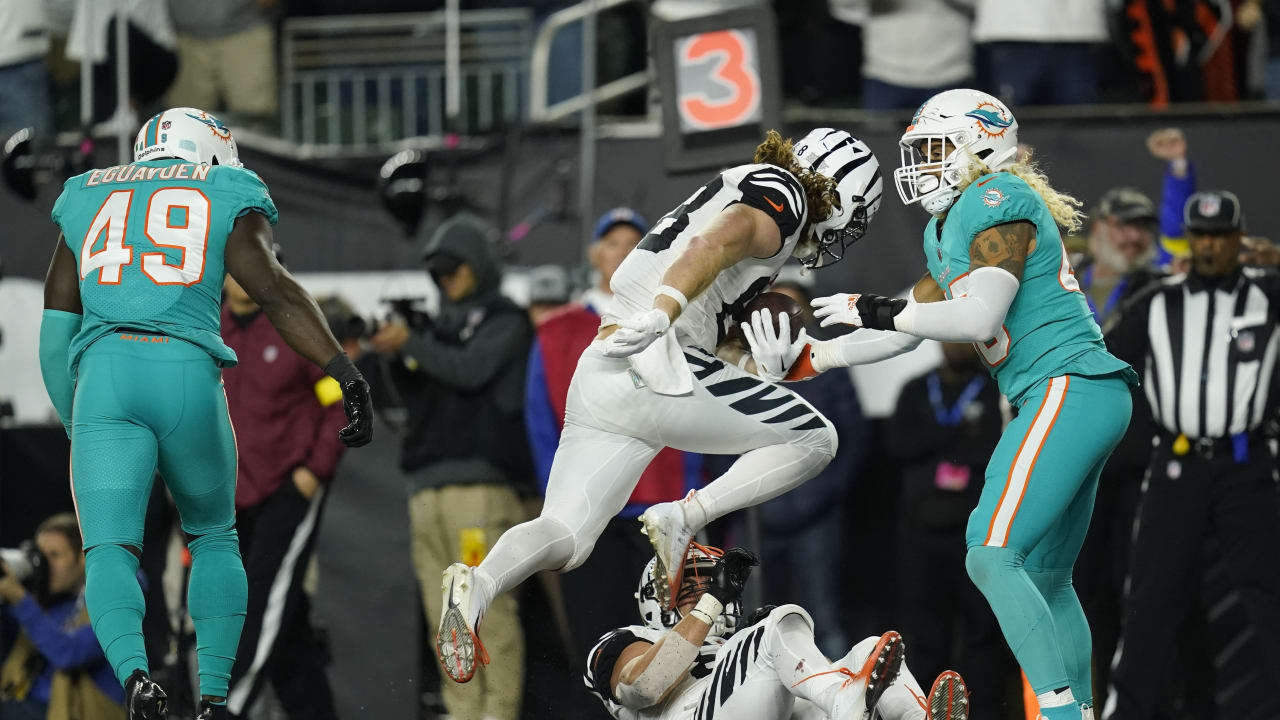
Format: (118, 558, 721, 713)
(1039, 702, 1084, 720)
(965, 546, 1071, 692)
(1028, 567, 1093, 707)
(84, 544, 149, 686)
(187, 529, 247, 698)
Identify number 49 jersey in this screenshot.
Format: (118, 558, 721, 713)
(923, 171, 1133, 404)
(51, 158, 279, 375)
(605, 163, 808, 350)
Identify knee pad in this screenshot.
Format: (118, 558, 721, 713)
(965, 545, 1021, 592)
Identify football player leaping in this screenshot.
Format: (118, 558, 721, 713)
(437, 129, 884, 683)
(585, 545, 969, 720)
(796, 90, 1138, 720)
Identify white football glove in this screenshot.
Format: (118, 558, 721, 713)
(739, 309, 808, 383)
(810, 293, 864, 328)
(603, 308, 672, 358)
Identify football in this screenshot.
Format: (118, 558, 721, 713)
(723, 291, 805, 348)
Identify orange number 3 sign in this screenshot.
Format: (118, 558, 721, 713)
(677, 29, 761, 131)
(80, 187, 211, 286)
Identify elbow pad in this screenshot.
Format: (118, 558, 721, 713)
(614, 631, 700, 709)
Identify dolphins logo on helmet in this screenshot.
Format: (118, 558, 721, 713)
(966, 102, 1014, 139)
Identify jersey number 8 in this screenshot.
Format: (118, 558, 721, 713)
(80, 188, 211, 286)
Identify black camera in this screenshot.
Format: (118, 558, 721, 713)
(0, 541, 49, 597)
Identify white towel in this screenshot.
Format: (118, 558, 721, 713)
(627, 331, 693, 396)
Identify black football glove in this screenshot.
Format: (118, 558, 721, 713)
(325, 354, 374, 448)
(706, 547, 758, 606)
(812, 292, 908, 331)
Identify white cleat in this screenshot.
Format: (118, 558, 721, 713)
(638, 501, 694, 610)
(436, 563, 488, 683)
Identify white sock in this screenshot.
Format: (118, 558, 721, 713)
(875, 660, 928, 720)
(471, 516, 574, 623)
(772, 613, 853, 716)
(688, 443, 828, 525)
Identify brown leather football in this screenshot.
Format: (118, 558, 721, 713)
(723, 291, 804, 347)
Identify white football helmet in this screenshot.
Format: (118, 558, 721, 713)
(894, 89, 1019, 215)
(636, 545, 738, 639)
(133, 107, 242, 167)
(791, 128, 883, 268)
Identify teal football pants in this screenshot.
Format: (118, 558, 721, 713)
(964, 373, 1131, 714)
(72, 332, 246, 699)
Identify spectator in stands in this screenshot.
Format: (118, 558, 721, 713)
(0, 0, 53, 136)
(526, 264, 572, 327)
(166, 0, 278, 119)
(1146, 127, 1196, 270)
(66, 0, 178, 125)
(973, 0, 1109, 105)
(849, 0, 973, 110)
(887, 342, 1007, 720)
(1078, 187, 1162, 325)
(220, 269, 348, 720)
(1240, 0, 1280, 99)
(1, 514, 125, 720)
(524, 208, 700, 695)
(368, 213, 530, 720)
(752, 276, 867, 656)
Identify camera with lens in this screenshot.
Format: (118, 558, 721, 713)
(0, 541, 49, 597)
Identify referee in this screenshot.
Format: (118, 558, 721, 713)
(1102, 190, 1280, 720)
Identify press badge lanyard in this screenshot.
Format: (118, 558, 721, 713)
(927, 373, 987, 427)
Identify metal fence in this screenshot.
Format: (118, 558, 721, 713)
(280, 9, 533, 151)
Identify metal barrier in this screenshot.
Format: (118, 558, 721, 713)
(528, 0, 649, 123)
(280, 9, 533, 151)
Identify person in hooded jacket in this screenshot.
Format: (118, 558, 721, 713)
(367, 213, 532, 720)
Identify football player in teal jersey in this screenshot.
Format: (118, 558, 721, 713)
(794, 90, 1137, 720)
(38, 108, 372, 720)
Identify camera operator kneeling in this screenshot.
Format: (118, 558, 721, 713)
(1, 514, 124, 720)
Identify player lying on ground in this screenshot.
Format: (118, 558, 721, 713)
(40, 108, 372, 720)
(792, 90, 1137, 720)
(585, 544, 969, 720)
(437, 128, 884, 683)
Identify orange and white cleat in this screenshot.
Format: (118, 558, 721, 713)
(813, 630, 906, 720)
(926, 670, 969, 720)
(436, 563, 489, 683)
(638, 500, 694, 610)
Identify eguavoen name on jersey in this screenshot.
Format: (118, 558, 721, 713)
(923, 171, 1134, 404)
(52, 159, 279, 376)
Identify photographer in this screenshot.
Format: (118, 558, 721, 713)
(367, 213, 533, 720)
(1, 514, 124, 720)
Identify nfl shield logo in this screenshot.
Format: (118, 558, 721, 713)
(1198, 194, 1221, 217)
(161, 120, 172, 130)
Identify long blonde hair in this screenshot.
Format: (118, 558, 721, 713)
(753, 130, 840, 225)
(956, 151, 1086, 234)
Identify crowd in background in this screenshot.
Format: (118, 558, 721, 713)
(5, 0, 1280, 142)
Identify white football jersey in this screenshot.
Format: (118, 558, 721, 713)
(604, 163, 809, 351)
(584, 624, 724, 720)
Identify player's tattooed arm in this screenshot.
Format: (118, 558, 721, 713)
(911, 270, 946, 303)
(43, 235, 83, 314)
(968, 220, 1037, 280)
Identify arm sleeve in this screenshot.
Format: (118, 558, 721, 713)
(812, 329, 925, 371)
(303, 365, 349, 480)
(584, 629, 650, 703)
(39, 309, 82, 436)
(11, 596, 106, 669)
(523, 340, 560, 494)
(892, 266, 1020, 342)
(1157, 161, 1195, 265)
(401, 313, 531, 391)
(733, 166, 805, 241)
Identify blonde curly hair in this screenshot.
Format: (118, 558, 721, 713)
(753, 130, 840, 228)
(954, 150, 1086, 234)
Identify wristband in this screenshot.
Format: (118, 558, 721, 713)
(324, 352, 362, 386)
(655, 285, 689, 312)
(688, 594, 724, 625)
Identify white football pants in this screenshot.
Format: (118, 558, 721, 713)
(473, 342, 837, 610)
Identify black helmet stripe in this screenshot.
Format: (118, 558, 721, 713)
(810, 136, 853, 171)
(831, 151, 874, 183)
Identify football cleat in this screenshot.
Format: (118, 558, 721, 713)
(639, 501, 695, 611)
(124, 669, 168, 720)
(436, 563, 489, 683)
(817, 630, 905, 720)
(195, 700, 228, 720)
(926, 670, 969, 720)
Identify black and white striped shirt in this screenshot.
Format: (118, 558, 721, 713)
(1107, 267, 1280, 439)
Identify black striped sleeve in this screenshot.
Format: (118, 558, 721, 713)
(735, 167, 805, 240)
(584, 629, 650, 703)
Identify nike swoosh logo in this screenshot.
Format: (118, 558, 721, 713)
(977, 177, 996, 187)
(765, 195, 784, 212)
